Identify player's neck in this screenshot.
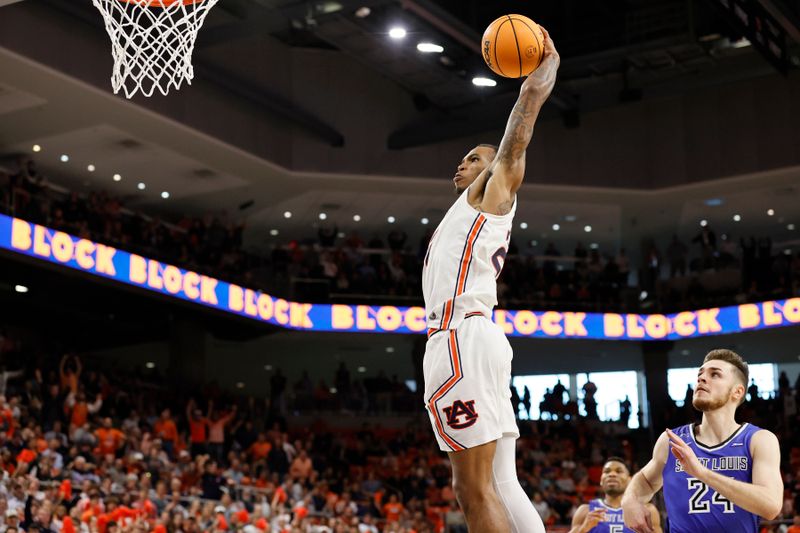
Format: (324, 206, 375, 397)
(603, 495, 622, 509)
(697, 408, 740, 444)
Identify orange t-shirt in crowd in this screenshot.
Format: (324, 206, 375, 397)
(16, 449, 36, 464)
(787, 526, 800, 533)
(61, 517, 76, 533)
(189, 419, 207, 443)
(249, 441, 272, 460)
(154, 419, 178, 445)
(95, 427, 125, 455)
(70, 403, 89, 428)
(0, 409, 15, 437)
(273, 486, 287, 505)
(61, 373, 79, 395)
(383, 502, 403, 523)
(425, 505, 445, 533)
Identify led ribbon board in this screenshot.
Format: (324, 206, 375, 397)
(2, 214, 799, 340)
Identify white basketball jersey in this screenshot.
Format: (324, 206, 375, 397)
(422, 188, 516, 330)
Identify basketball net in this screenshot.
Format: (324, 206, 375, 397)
(91, 0, 220, 98)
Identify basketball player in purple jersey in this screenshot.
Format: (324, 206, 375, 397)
(569, 458, 661, 533)
(622, 349, 783, 533)
(421, 30, 559, 533)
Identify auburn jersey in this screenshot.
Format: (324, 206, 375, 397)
(422, 188, 515, 330)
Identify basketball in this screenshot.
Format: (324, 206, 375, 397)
(481, 14, 545, 78)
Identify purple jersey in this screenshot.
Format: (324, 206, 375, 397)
(662, 423, 760, 533)
(586, 499, 635, 533)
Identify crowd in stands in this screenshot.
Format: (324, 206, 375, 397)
(2, 325, 800, 532)
(2, 157, 800, 313)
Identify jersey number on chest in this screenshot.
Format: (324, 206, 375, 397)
(687, 478, 735, 514)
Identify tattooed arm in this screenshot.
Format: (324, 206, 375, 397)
(481, 28, 560, 215)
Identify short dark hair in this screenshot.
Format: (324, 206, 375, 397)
(477, 143, 498, 155)
(604, 457, 630, 474)
(703, 349, 748, 404)
(703, 349, 748, 388)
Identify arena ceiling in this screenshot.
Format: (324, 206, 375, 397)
(1, 0, 799, 250)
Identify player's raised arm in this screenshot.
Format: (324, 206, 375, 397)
(666, 428, 782, 520)
(622, 431, 669, 533)
(482, 28, 559, 213)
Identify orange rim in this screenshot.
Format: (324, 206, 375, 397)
(119, 0, 205, 6)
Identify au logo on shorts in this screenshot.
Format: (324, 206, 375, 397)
(443, 400, 478, 429)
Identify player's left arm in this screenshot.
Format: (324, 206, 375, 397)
(667, 428, 783, 519)
(645, 503, 662, 533)
(481, 29, 560, 215)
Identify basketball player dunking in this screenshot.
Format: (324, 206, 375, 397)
(622, 349, 783, 533)
(569, 458, 661, 533)
(421, 30, 559, 533)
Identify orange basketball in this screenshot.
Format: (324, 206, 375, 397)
(481, 15, 545, 78)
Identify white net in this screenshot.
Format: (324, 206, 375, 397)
(91, 0, 220, 98)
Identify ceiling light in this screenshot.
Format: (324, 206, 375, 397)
(699, 33, 722, 42)
(353, 214, 361, 222)
(386, 346, 394, 353)
(388, 27, 406, 39)
(32, 145, 41, 153)
(145, 362, 155, 369)
(60, 154, 69, 163)
(14, 285, 28, 293)
(700, 219, 708, 227)
(284, 211, 292, 219)
(564, 215, 577, 222)
(357, 366, 367, 373)
(387, 216, 396, 223)
(87, 164, 96, 172)
(354, 6, 370, 18)
(590, 243, 599, 249)
(270, 229, 279, 236)
(161, 191, 170, 199)
(530, 240, 538, 246)
(264, 365, 273, 371)
(552, 223, 560, 231)
(236, 382, 245, 389)
(472, 77, 497, 87)
(113, 174, 122, 182)
(731, 37, 751, 48)
(704, 198, 723, 206)
(789, 224, 796, 231)
(137, 182, 146, 190)
(319, 213, 327, 220)
(329, 387, 338, 394)
(319, 1, 342, 15)
(767, 209, 775, 216)
(733, 214, 741, 222)
(421, 217, 429, 225)
(785, 249, 793, 255)
(584, 225, 592, 232)
(520, 222, 528, 229)
(417, 42, 444, 53)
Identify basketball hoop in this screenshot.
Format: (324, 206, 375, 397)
(91, 0, 220, 98)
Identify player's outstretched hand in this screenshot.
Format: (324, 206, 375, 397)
(622, 500, 655, 533)
(521, 27, 559, 101)
(578, 509, 606, 533)
(666, 428, 705, 478)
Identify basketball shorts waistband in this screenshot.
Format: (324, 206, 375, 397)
(427, 311, 486, 338)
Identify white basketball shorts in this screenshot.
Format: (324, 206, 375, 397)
(423, 314, 519, 453)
